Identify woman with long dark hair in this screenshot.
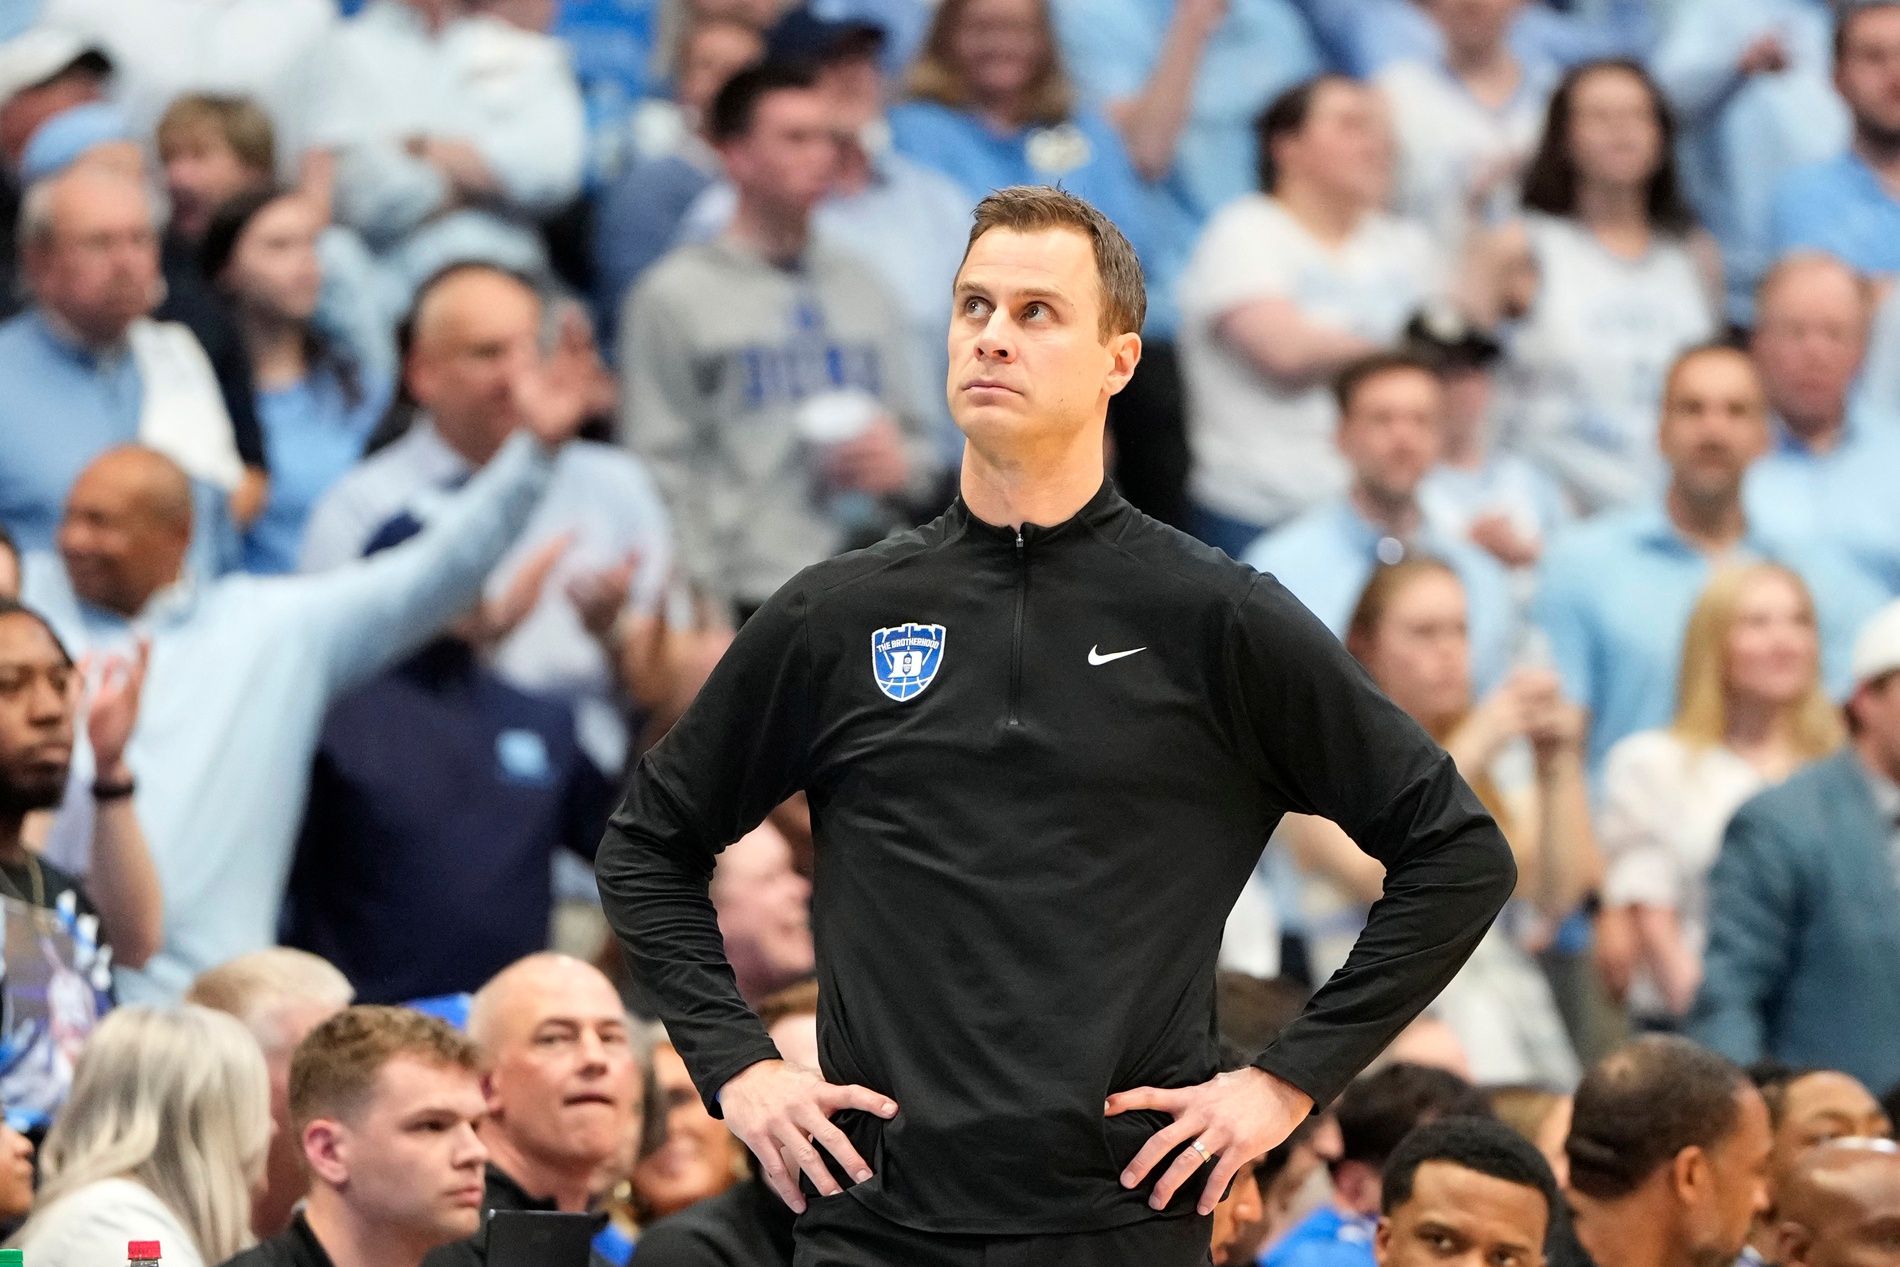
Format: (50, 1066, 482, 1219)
(1480, 60, 1719, 517)
(203, 189, 394, 574)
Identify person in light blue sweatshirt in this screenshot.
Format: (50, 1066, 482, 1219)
(18, 357, 591, 1004)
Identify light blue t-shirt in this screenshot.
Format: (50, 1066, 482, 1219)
(1745, 407, 1900, 599)
(1770, 151, 1900, 278)
(1263, 1205, 1377, 1267)
(1532, 503, 1886, 772)
(243, 366, 394, 574)
(1242, 497, 1518, 692)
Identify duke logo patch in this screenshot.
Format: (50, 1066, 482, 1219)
(871, 622, 946, 702)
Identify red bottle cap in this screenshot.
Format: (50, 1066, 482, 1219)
(129, 1242, 162, 1261)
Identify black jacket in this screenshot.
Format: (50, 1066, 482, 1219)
(629, 1177, 793, 1266)
(421, 1164, 611, 1267)
(219, 1214, 333, 1267)
(596, 483, 1514, 1236)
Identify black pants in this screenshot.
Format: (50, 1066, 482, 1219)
(793, 1194, 1214, 1266)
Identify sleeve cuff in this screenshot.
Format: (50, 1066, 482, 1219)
(694, 1040, 786, 1119)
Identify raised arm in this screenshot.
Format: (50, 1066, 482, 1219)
(77, 644, 161, 970)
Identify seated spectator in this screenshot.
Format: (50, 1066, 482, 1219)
(157, 94, 399, 384)
(0, 29, 113, 321)
(1275, 558, 1590, 1087)
(1775, 1139, 1900, 1267)
(1375, 1117, 1560, 1267)
(1564, 1037, 1771, 1267)
(6, 1005, 271, 1267)
(711, 821, 814, 1007)
(1267, 1063, 1493, 1267)
(184, 950, 356, 1238)
(1210, 1147, 1266, 1267)
(1244, 351, 1516, 690)
(1179, 75, 1442, 555)
(284, 512, 615, 1003)
(887, 0, 1149, 255)
(678, 10, 975, 466)
(1769, 5, 1900, 286)
(36, 0, 335, 152)
(1595, 563, 1845, 1027)
(1483, 60, 1719, 516)
(0, 1123, 32, 1229)
(19, 360, 588, 1002)
(1689, 599, 1900, 1095)
(303, 262, 672, 775)
(1488, 1085, 1572, 1185)
(630, 1036, 750, 1225)
(590, 15, 764, 342)
(1378, 0, 1559, 255)
(1748, 1065, 1893, 1264)
(0, 164, 245, 553)
(203, 190, 393, 575)
(424, 954, 640, 1267)
(221, 1006, 489, 1267)
(1411, 314, 1569, 576)
(1652, 0, 1847, 324)
(628, 981, 816, 1265)
(1532, 345, 1883, 770)
(620, 64, 933, 616)
(304, 0, 581, 298)
(1746, 255, 1900, 599)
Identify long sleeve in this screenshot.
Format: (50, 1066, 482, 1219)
(1650, 2, 1752, 130)
(1684, 800, 1798, 1065)
(595, 585, 817, 1114)
(294, 431, 555, 692)
(1234, 578, 1516, 1107)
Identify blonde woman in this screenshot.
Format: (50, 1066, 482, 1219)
(9, 1006, 271, 1267)
(1596, 562, 1844, 1027)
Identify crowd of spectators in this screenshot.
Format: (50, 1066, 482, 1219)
(1, 0, 1900, 1262)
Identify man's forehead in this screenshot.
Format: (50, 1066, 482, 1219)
(0, 613, 68, 666)
(373, 1054, 484, 1112)
(1408, 1162, 1548, 1231)
(956, 226, 1095, 293)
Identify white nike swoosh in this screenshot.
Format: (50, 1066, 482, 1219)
(1088, 645, 1146, 666)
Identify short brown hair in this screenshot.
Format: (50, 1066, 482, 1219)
(289, 1006, 480, 1131)
(156, 94, 274, 174)
(962, 186, 1145, 339)
(1332, 349, 1441, 416)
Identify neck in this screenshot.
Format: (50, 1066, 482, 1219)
(1779, 405, 1847, 455)
(1440, 422, 1485, 469)
(1350, 482, 1421, 538)
(40, 305, 129, 356)
(302, 1188, 434, 1267)
(1575, 179, 1651, 239)
(1446, 38, 1519, 102)
(1665, 483, 1747, 556)
(479, 1130, 593, 1213)
(1724, 693, 1796, 767)
(727, 195, 810, 267)
(0, 815, 25, 868)
(1855, 123, 1900, 186)
(1276, 178, 1363, 248)
(1571, 1190, 1683, 1267)
(241, 309, 310, 393)
(1857, 730, 1900, 787)
(978, 94, 1029, 133)
(959, 427, 1105, 531)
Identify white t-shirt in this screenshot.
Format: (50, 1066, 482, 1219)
(1498, 214, 1716, 515)
(18, 1177, 208, 1267)
(1376, 58, 1555, 254)
(1598, 728, 1769, 1021)
(1178, 194, 1443, 528)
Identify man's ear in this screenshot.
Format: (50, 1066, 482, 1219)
(1335, 1159, 1383, 1216)
(303, 1118, 350, 1189)
(1373, 1214, 1395, 1267)
(1777, 1218, 1816, 1267)
(1104, 330, 1142, 397)
(1671, 1144, 1712, 1210)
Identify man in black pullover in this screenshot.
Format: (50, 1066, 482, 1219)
(596, 186, 1516, 1265)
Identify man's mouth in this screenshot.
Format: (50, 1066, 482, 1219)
(563, 1091, 618, 1109)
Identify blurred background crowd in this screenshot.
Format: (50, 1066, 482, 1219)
(1, 0, 1900, 1262)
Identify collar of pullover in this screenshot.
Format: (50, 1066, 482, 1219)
(946, 478, 1128, 548)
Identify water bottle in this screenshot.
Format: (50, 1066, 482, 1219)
(129, 1242, 162, 1266)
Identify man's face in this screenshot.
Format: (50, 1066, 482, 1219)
(1776, 1076, 1894, 1181)
(483, 964, 638, 1175)
(1426, 0, 1524, 58)
(311, 1056, 489, 1247)
(405, 272, 542, 464)
(1338, 368, 1445, 509)
(1851, 674, 1900, 779)
(1689, 1090, 1775, 1267)
(0, 546, 18, 601)
(1838, 7, 1900, 146)
(1213, 1164, 1266, 1266)
(1750, 266, 1868, 438)
(0, 614, 74, 818)
(1786, 1154, 1900, 1267)
(27, 172, 160, 345)
(1658, 351, 1769, 505)
(57, 456, 191, 618)
(1279, 80, 1394, 210)
(1376, 1163, 1548, 1267)
(949, 226, 1139, 457)
(719, 87, 838, 218)
(712, 824, 813, 998)
(161, 123, 267, 242)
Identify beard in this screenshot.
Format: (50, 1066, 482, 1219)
(0, 767, 68, 819)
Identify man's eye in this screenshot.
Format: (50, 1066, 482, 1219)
(1024, 302, 1047, 319)
(963, 297, 989, 317)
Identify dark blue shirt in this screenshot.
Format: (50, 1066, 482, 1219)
(283, 638, 614, 1003)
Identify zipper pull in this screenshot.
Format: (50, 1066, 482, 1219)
(1015, 529, 1024, 550)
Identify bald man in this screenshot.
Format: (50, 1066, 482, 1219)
(19, 343, 589, 1002)
(1748, 1068, 1894, 1264)
(1776, 1140, 1900, 1267)
(423, 953, 640, 1267)
(1747, 253, 1900, 599)
(302, 262, 673, 776)
(0, 164, 247, 554)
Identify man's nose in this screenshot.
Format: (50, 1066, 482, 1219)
(974, 313, 1015, 362)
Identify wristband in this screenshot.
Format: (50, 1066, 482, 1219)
(92, 778, 136, 802)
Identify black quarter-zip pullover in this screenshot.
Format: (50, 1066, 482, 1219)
(596, 482, 1514, 1237)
